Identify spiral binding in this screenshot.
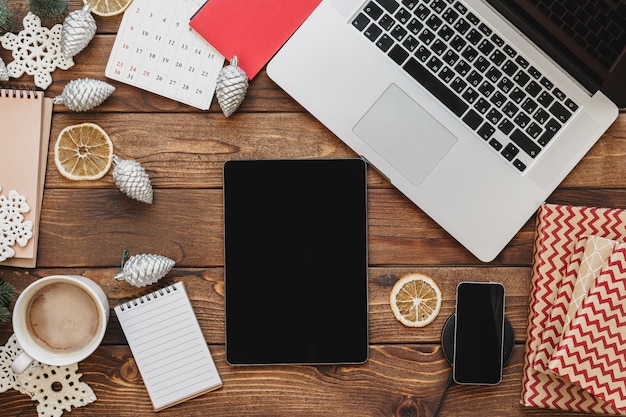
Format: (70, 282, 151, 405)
(119, 280, 178, 311)
(0, 84, 39, 99)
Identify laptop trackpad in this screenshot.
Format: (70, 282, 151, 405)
(353, 84, 457, 186)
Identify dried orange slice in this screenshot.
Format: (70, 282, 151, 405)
(83, 0, 133, 17)
(390, 273, 442, 327)
(54, 123, 113, 181)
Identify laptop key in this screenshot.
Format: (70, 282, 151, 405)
(549, 101, 572, 123)
(501, 143, 520, 160)
(462, 109, 483, 129)
(364, 23, 383, 41)
(364, 2, 384, 19)
(511, 128, 541, 157)
(376, 0, 400, 14)
(478, 122, 495, 140)
(513, 159, 526, 171)
(498, 119, 514, 135)
(388, 44, 409, 64)
(403, 57, 469, 116)
(537, 118, 560, 146)
(353, 14, 371, 31)
(379, 14, 396, 30)
(376, 34, 394, 51)
(489, 138, 503, 151)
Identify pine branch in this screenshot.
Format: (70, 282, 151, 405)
(29, 0, 68, 21)
(0, 0, 15, 34)
(0, 281, 16, 306)
(0, 305, 9, 327)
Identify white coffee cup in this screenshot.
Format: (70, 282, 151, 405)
(11, 275, 109, 373)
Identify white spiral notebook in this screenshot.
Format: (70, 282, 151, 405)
(114, 281, 222, 411)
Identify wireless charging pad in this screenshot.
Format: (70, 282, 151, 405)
(440, 314, 515, 365)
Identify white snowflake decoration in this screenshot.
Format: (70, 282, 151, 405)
(0, 12, 74, 89)
(0, 335, 97, 417)
(0, 185, 33, 262)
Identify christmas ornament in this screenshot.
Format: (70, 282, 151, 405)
(111, 155, 153, 204)
(53, 78, 115, 111)
(215, 56, 249, 117)
(0, 186, 34, 263)
(0, 56, 8, 81)
(114, 250, 175, 287)
(0, 334, 97, 417)
(29, 0, 69, 21)
(61, 4, 96, 59)
(0, 12, 74, 89)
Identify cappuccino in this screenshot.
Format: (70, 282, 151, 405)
(27, 282, 101, 354)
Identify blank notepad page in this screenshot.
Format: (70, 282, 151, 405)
(114, 281, 222, 411)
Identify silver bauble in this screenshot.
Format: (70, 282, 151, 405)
(53, 78, 115, 111)
(215, 56, 249, 117)
(0, 57, 8, 81)
(114, 253, 175, 287)
(112, 155, 153, 204)
(61, 5, 97, 58)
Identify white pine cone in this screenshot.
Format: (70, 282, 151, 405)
(61, 5, 97, 58)
(0, 57, 8, 81)
(114, 253, 175, 287)
(216, 56, 249, 117)
(112, 156, 153, 204)
(54, 78, 115, 111)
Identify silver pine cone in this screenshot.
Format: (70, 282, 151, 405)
(216, 56, 249, 117)
(112, 155, 153, 204)
(61, 5, 96, 58)
(0, 57, 8, 81)
(114, 253, 175, 287)
(54, 78, 115, 111)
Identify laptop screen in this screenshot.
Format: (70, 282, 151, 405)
(487, 0, 626, 107)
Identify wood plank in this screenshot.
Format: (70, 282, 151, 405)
(44, 112, 626, 189)
(32, 188, 626, 269)
(0, 344, 592, 417)
(0, 266, 531, 345)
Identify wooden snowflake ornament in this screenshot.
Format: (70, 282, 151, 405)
(0, 12, 74, 89)
(0, 186, 33, 262)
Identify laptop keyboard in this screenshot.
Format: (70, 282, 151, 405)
(534, 0, 626, 69)
(351, 0, 580, 173)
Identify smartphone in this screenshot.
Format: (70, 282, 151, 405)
(453, 281, 505, 385)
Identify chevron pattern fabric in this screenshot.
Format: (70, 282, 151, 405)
(521, 203, 626, 414)
(535, 236, 618, 373)
(549, 244, 626, 410)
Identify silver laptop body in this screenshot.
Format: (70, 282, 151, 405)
(267, 0, 620, 261)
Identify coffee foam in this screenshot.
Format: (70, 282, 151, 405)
(27, 282, 100, 354)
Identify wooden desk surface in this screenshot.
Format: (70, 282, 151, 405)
(1, 2, 624, 415)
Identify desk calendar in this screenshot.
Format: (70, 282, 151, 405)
(105, 0, 224, 110)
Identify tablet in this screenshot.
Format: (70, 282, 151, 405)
(223, 159, 368, 365)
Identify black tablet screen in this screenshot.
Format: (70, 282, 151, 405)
(223, 159, 368, 365)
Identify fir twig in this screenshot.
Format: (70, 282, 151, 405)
(28, 0, 69, 21)
(0, 281, 16, 306)
(0, 0, 15, 34)
(0, 305, 9, 327)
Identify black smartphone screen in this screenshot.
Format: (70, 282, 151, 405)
(453, 282, 505, 385)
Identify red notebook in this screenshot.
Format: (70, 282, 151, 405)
(189, 0, 321, 79)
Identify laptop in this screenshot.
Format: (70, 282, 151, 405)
(223, 159, 368, 365)
(266, 0, 625, 262)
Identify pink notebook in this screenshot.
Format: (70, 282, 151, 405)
(190, 0, 321, 79)
(0, 88, 52, 267)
